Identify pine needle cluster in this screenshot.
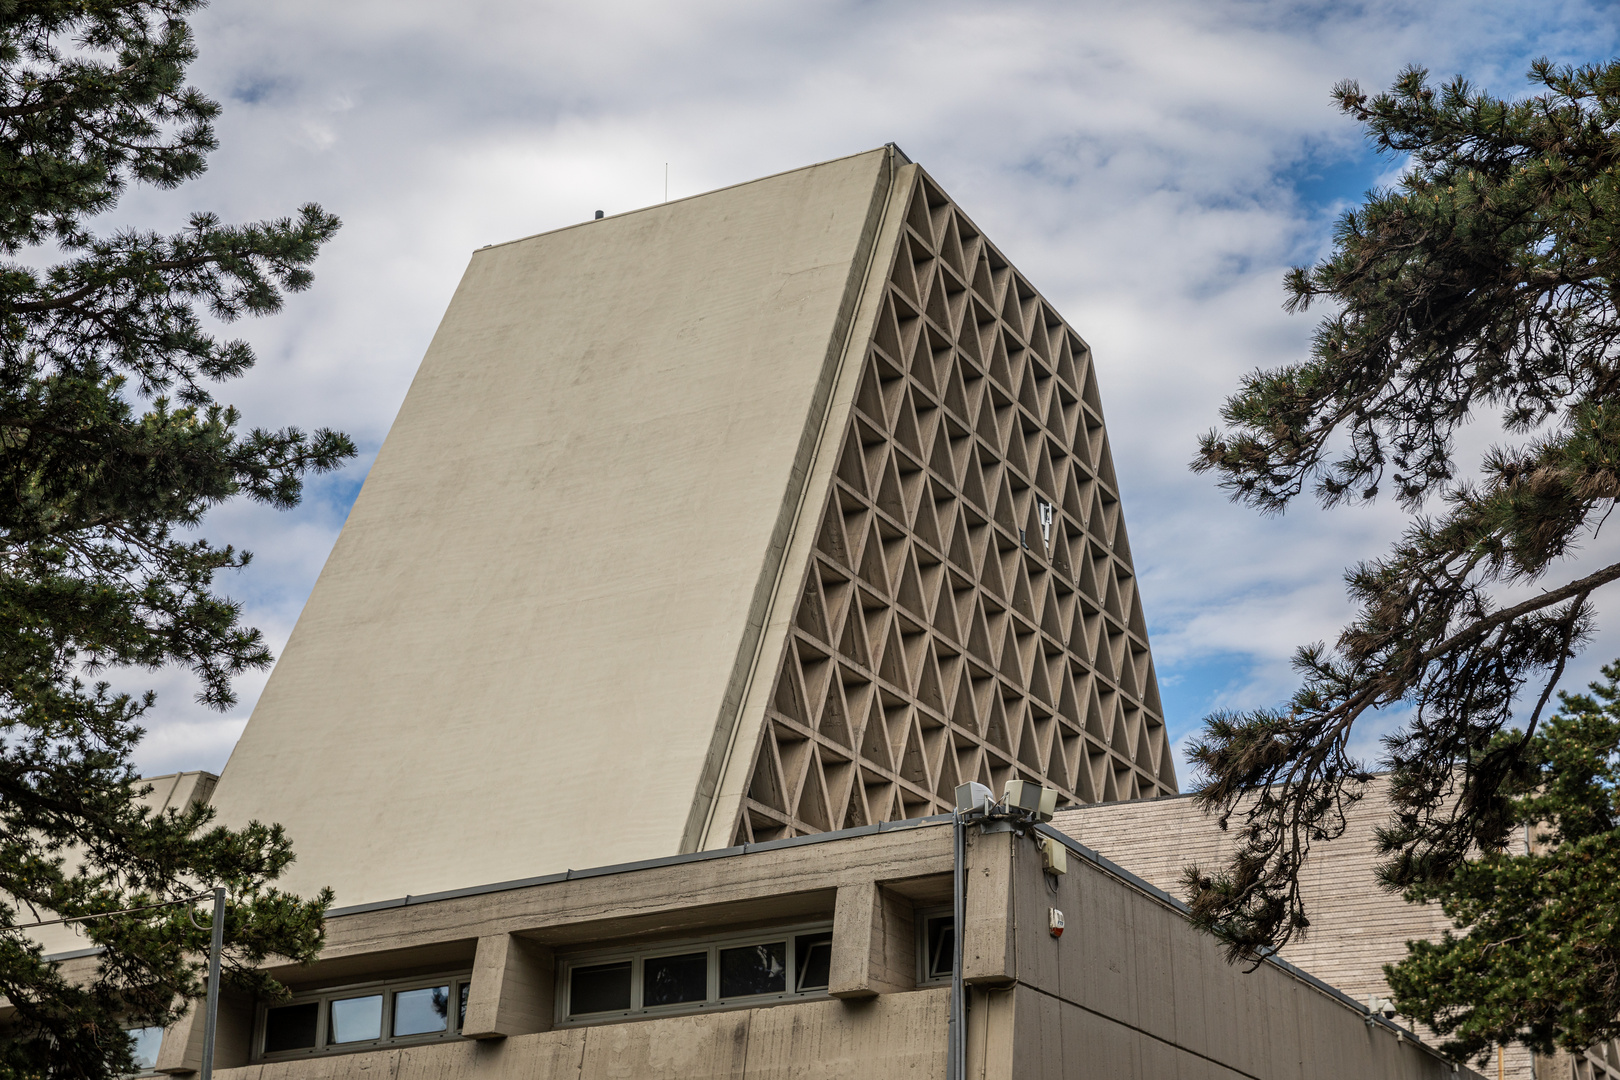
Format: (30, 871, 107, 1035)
(0, 3, 349, 1075)
(1185, 59, 1620, 991)
(1387, 663, 1620, 1063)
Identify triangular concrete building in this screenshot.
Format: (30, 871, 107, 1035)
(208, 146, 1174, 907)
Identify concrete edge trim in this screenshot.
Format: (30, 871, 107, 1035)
(680, 145, 906, 853)
(1033, 823, 1452, 1063)
(41, 945, 105, 962)
(324, 814, 956, 918)
(1055, 770, 1403, 814)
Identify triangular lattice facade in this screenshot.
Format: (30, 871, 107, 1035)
(730, 170, 1175, 845)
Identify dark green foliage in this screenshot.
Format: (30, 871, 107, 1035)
(1184, 58, 1620, 979)
(0, 1, 351, 1075)
(1386, 663, 1620, 1063)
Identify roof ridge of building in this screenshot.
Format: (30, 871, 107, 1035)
(476, 144, 902, 253)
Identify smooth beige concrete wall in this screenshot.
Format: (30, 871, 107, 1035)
(208, 149, 897, 906)
(974, 828, 1476, 1080)
(206, 989, 946, 1080)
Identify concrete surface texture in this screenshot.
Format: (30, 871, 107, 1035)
(972, 824, 1472, 1080)
(214, 993, 947, 1080)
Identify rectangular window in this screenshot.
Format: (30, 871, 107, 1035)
(328, 995, 383, 1043)
(392, 985, 452, 1037)
(918, 910, 954, 985)
(263, 1002, 319, 1053)
(643, 951, 707, 1007)
(718, 942, 785, 999)
(569, 961, 633, 1016)
(558, 922, 833, 1024)
(125, 1026, 164, 1073)
(255, 972, 473, 1061)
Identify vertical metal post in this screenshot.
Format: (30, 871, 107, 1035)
(949, 813, 966, 1080)
(200, 888, 224, 1080)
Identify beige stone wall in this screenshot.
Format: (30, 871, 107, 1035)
(1051, 781, 1532, 1079)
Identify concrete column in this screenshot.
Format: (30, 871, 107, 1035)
(153, 988, 253, 1074)
(829, 880, 916, 997)
(962, 828, 1014, 986)
(461, 933, 555, 1038)
(965, 984, 1017, 1080)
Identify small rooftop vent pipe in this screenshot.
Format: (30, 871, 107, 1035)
(594, 210, 604, 219)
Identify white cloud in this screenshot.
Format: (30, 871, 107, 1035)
(84, 0, 1620, 784)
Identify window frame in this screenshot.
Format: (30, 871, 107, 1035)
(555, 920, 834, 1025)
(253, 970, 474, 1062)
(916, 906, 954, 987)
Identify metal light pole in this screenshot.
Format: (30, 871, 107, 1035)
(199, 888, 224, 1080)
(949, 811, 966, 1080)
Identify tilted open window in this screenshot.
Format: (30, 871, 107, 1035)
(917, 907, 954, 986)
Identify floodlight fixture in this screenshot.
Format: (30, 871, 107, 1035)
(1002, 779, 1058, 822)
(954, 781, 995, 814)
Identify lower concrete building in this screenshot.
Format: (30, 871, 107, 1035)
(137, 813, 1469, 1080)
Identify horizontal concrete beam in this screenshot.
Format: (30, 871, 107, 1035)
(306, 823, 952, 964)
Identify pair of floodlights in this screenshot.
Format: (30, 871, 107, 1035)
(953, 779, 1058, 821)
(954, 779, 1069, 881)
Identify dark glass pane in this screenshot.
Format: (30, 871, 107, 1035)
(329, 995, 383, 1043)
(570, 961, 632, 1015)
(459, 983, 470, 1029)
(927, 916, 954, 979)
(263, 1002, 319, 1053)
(643, 951, 708, 1007)
(393, 985, 451, 1037)
(795, 933, 833, 992)
(719, 941, 786, 998)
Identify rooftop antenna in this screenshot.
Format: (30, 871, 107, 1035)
(665, 163, 669, 203)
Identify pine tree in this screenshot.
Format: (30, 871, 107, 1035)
(1386, 663, 1620, 1064)
(1184, 58, 1620, 977)
(0, 2, 350, 1075)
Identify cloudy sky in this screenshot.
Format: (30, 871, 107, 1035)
(104, 0, 1620, 784)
